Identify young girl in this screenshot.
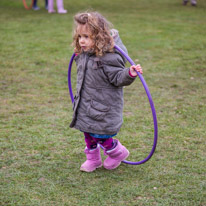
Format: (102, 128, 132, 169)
(70, 11, 143, 172)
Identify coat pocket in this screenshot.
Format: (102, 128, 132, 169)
(87, 100, 110, 121)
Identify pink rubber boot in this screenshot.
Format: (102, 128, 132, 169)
(80, 145, 102, 172)
(48, 0, 56, 13)
(57, 0, 67, 14)
(103, 140, 129, 170)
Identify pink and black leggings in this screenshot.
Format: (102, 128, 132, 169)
(84, 132, 114, 150)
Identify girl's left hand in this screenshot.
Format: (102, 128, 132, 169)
(130, 64, 143, 77)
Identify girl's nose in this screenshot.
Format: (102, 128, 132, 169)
(80, 38, 84, 43)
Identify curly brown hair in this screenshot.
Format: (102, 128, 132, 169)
(72, 11, 114, 56)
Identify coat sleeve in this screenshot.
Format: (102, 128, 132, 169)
(102, 53, 136, 87)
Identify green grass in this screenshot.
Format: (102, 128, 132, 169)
(0, 0, 206, 205)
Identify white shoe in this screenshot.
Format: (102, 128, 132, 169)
(58, 9, 67, 14)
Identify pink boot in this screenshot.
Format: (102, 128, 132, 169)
(48, 0, 56, 13)
(57, 0, 67, 14)
(103, 140, 129, 170)
(80, 145, 102, 172)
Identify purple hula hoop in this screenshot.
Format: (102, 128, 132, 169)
(68, 45, 158, 165)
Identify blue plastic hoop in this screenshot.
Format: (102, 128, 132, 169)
(68, 45, 158, 165)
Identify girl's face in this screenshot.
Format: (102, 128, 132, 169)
(77, 24, 94, 52)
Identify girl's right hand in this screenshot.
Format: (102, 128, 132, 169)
(129, 64, 143, 77)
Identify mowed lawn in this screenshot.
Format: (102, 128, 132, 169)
(0, 0, 206, 205)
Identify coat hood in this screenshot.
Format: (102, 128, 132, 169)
(111, 29, 128, 63)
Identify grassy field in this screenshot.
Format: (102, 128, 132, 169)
(0, 0, 206, 205)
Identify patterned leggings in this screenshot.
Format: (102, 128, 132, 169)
(84, 132, 114, 150)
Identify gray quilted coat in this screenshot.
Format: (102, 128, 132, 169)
(70, 30, 136, 134)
